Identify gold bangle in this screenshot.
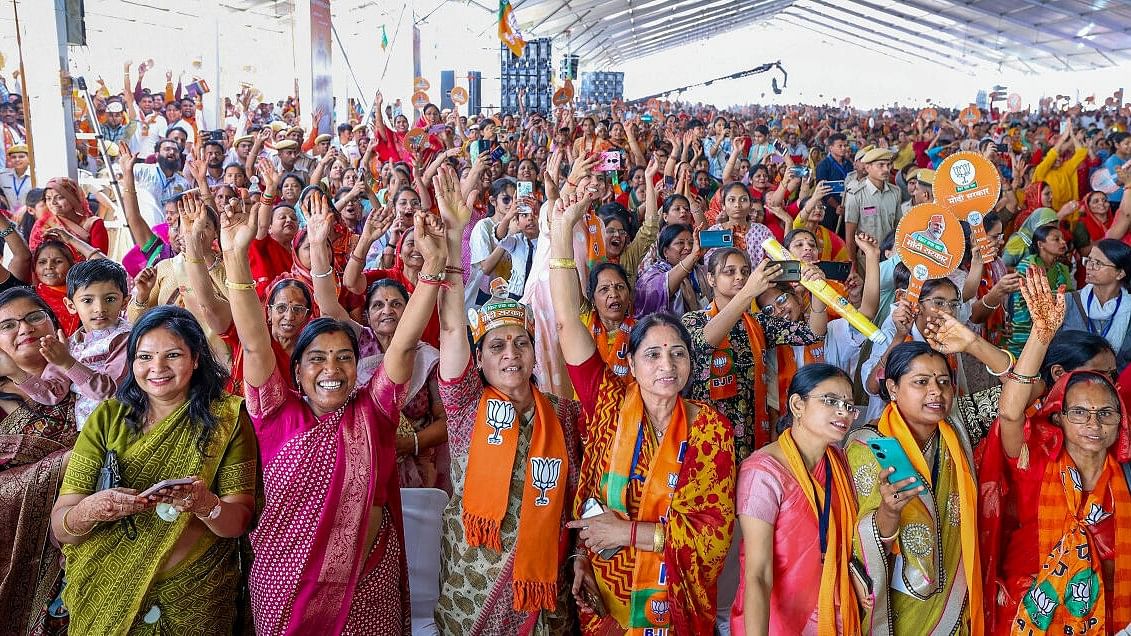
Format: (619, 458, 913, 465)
(653, 522, 665, 552)
(184, 256, 205, 264)
(224, 280, 256, 291)
(62, 506, 95, 537)
(549, 258, 576, 270)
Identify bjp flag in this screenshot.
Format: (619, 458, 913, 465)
(498, 0, 525, 57)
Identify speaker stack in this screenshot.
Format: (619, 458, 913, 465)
(500, 37, 553, 113)
(579, 72, 624, 107)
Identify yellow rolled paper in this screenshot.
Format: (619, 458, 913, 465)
(759, 237, 887, 344)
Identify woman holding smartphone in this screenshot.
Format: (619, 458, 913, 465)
(845, 341, 982, 635)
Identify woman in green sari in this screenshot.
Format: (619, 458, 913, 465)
(51, 306, 257, 635)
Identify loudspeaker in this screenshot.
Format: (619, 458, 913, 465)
(64, 0, 87, 46)
(440, 70, 455, 110)
(467, 71, 482, 116)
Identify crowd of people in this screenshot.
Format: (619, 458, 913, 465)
(1, 59, 1131, 636)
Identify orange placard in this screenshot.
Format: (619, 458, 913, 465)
(932, 151, 1002, 263)
(959, 105, 981, 126)
(411, 91, 429, 110)
(552, 86, 573, 107)
(895, 203, 966, 304)
(918, 107, 938, 123)
(449, 87, 468, 105)
(403, 127, 428, 152)
(1007, 93, 1022, 112)
(414, 77, 430, 92)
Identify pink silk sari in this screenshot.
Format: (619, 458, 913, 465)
(245, 364, 411, 635)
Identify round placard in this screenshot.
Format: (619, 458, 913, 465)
(932, 151, 1001, 264)
(414, 77, 430, 92)
(959, 105, 981, 126)
(449, 87, 468, 105)
(895, 203, 966, 303)
(403, 127, 428, 152)
(411, 91, 429, 110)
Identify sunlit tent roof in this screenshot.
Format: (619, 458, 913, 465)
(517, 0, 1131, 73)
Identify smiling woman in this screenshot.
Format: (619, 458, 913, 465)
(551, 192, 735, 635)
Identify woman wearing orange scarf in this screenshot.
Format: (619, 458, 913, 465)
(30, 177, 108, 254)
(432, 165, 581, 634)
(846, 340, 983, 635)
(732, 363, 862, 635)
(980, 268, 1131, 635)
(550, 191, 735, 635)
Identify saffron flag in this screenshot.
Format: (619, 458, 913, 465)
(498, 0, 525, 58)
(380, 24, 389, 50)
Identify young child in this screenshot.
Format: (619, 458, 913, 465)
(19, 259, 131, 429)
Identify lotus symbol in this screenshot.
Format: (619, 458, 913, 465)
(650, 599, 670, 622)
(950, 160, 975, 187)
(485, 399, 516, 445)
(1069, 579, 1091, 605)
(529, 457, 562, 506)
(1029, 586, 1056, 616)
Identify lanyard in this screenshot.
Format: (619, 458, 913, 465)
(630, 424, 647, 483)
(10, 173, 27, 199)
(1086, 289, 1122, 339)
(807, 455, 834, 557)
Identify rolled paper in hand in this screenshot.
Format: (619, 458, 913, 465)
(760, 237, 887, 344)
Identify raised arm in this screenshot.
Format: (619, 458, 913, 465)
(179, 194, 232, 335)
(433, 164, 474, 381)
(254, 157, 280, 240)
(117, 143, 158, 251)
(549, 193, 597, 365)
(855, 232, 881, 321)
(702, 260, 780, 347)
(382, 211, 446, 386)
(219, 192, 275, 387)
(998, 267, 1065, 457)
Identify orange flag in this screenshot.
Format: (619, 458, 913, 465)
(498, 0, 525, 57)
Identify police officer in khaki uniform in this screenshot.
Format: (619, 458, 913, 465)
(845, 147, 901, 267)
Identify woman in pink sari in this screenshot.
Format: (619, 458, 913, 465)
(222, 190, 447, 634)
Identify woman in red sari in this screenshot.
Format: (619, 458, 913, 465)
(225, 190, 445, 634)
(31, 239, 80, 336)
(30, 178, 108, 254)
(228, 277, 316, 394)
(980, 268, 1131, 634)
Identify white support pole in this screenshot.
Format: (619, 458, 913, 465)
(18, 0, 77, 181)
(294, 0, 334, 133)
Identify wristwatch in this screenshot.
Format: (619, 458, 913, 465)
(198, 495, 222, 520)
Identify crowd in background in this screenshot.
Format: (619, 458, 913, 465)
(1, 60, 1131, 635)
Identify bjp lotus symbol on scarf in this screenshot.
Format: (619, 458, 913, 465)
(485, 398, 516, 445)
(529, 457, 562, 505)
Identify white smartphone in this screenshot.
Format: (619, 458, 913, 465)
(139, 477, 195, 497)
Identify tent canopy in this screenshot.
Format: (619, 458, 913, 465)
(516, 0, 1131, 73)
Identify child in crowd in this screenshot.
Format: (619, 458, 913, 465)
(18, 259, 131, 429)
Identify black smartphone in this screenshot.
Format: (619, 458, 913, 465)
(770, 260, 802, 282)
(817, 260, 852, 281)
(489, 145, 507, 162)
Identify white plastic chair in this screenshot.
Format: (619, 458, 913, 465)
(400, 487, 449, 636)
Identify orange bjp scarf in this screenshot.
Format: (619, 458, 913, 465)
(706, 302, 772, 448)
(583, 210, 607, 271)
(1016, 453, 1131, 634)
(877, 405, 983, 635)
(462, 384, 568, 612)
(778, 429, 860, 635)
(600, 384, 689, 633)
(589, 311, 634, 380)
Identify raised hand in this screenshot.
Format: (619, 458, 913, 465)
(891, 298, 917, 339)
(432, 164, 471, 231)
(218, 196, 256, 253)
(1017, 266, 1065, 344)
(256, 157, 279, 190)
(118, 142, 138, 175)
(922, 312, 977, 355)
(360, 204, 395, 242)
(413, 212, 449, 268)
(133, 266, 157, 303)
(552, 191, 592, 242)
(743, 259, 783, 301)
(856, 232, 880, 260)
(39, 329, 76, 370)
(306, 194, 334, 245)
(644, 155, 659, 181)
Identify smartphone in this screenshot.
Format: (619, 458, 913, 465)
(489, 145, 507, 162)
(139, 477, 196, 498)
(663, 175, 676, 189)
(848, 557, 873, 593)
(517, 180, 533, 213)
(770, 153, 785, 164)
(770, 260, 802, 282)
(817, 260, 851, 282)
(699, 229, 733, 249)
(826, 180, 846, 194)
(207, 130, 225, 142)
(596, 150, 621, 172)
(581, 498, 620, 560)
(469, 141, 480, 164)
(640, 113, 653, 123)
(866, 438, 927, 493)
(789, 166, 810, 178)
(428, 123, 447, 136)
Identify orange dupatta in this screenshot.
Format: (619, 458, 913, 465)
(587, 310, 634, 380)
(600, 384, 689, 633)
(1015, 453, 1131, 634)
(778, 429, 861, 635)
(462, 384, 568, 612)
(775, 342, 825, 419)
(583, 211, 607, 271)
(707, 302, 772, 449)
(877, 406, 983, 635)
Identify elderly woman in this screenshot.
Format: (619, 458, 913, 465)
(30, 177, 108, 253)
(981, 269, 1131, 634)
(308, 204, 449, 493)
(551, 192, 736, 635)
(224, 190, 441, 633)
(51, 306, 255, 633)
(0, 289, 78, 633)
(846, 340, 982, 635)
(430, 164, 582, 633)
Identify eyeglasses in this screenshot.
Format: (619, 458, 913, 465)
(760, 292, 792, 316)
(921, 298, 962, 312)
(1082, 256, 1117, 270)
(605, 228, 628, 236)
(0, 309, 49, 334)
(807, 394, 859, 415)
(1062, 406, 1120, 426)
(269, 304, 310, 318)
